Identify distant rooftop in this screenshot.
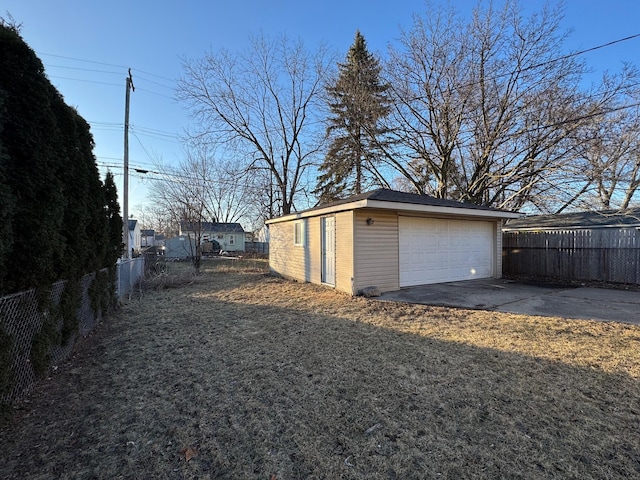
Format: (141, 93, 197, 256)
(180, 221, 245, 233)
(504, 208, 640, 230)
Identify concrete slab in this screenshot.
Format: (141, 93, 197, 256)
(377, 279, 640, 325)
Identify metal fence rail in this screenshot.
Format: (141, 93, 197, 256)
(116, 257, 145, 300)
(503, 228, 640, 284)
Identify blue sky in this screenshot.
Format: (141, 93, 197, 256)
(3, 0, 640, 214)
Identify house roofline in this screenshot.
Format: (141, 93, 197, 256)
(266, 198, 521, 224)
(503, 224, 640, 232)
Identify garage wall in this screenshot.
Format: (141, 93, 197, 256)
(353, 209, 400, 293)
(335, 211, 355, 294)
(269, 218, 321, 283)
(270, 210, 505, 293)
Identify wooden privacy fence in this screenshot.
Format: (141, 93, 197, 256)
(502, 228, 640, 285)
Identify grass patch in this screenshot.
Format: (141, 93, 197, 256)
(1, 271, 638, 479)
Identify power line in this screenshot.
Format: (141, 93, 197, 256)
(38, 52, 128, 69)
(45, 64, 123, 76)
(130, 128, 181, 144)
(131, 124, 181, 138)
(47, 75, 121, 87)
(37, 52, 177, 83)
(404, 32, 640, 95)
(135, 87, 175, 100)
(132, 132, 158, 164)
(529, 33, 640, 72)
(132, 73, 175, 90)
(131, 68, 176, 83)
(47, 71, 175, 99)
(96, 161, 255, 187)
(524, 102, 640, 132)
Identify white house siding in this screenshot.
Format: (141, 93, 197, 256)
(353, 209, 400, 293)
(335, 211, 355, 295)
(128, 223, 141, 256)
(307, 217, 321, 283)
(221, 233, 245, 252)
(494, 220, 503, 278)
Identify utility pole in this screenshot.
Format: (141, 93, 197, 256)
(123, 68, 135, 259)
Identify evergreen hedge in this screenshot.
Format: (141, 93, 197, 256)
(0, 23, 122, 296)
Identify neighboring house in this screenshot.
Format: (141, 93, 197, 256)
(503, 208, 640, 284)
(140, 229, 155, 248)
(266, 188, 520, 295)
(164, 235, 197, 260)
(128, 219, 142, 257)
(179, 222, 246, 253)
(154, 233, 165, 247)
(503, 209, 640, 231)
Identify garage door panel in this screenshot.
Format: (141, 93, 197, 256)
(399, 217, 494, 286)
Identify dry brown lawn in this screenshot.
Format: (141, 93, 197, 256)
(1, 258, 639, 479)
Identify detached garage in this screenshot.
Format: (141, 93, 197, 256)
(266, 189, 520, 295)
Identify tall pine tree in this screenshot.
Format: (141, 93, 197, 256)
(316, 30, 391, 203)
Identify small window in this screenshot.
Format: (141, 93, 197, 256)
(228, 235, 235, 245)
(293, 220, 305, 246)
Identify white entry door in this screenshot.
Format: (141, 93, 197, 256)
(399, 216, 494, 286)
(321, 216, 336, 286)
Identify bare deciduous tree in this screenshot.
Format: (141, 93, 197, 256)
(149, 150, 214, 272)
(380, 1, 605, 211)
(134, 203, 177, 238)
(178, 34, 333, 215)
(569, 72, 640, 210)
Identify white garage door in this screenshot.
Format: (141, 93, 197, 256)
(399, 216, 494, 287)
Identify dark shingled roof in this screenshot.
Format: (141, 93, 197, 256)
(180, 221, 245, 233)
(301, 188, 512, 214)
(504, 208, 640, 230)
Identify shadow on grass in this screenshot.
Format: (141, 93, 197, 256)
(0, 274, 638, 480)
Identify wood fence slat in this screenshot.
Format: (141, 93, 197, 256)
(502, 228, 640, 284)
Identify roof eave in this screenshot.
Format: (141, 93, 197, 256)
(266, 199, 369, 224)
(366, 199, 521, 219)
(266, 198, 520, 224)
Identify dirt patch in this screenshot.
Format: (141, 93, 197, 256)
(1, 265, 639, 479)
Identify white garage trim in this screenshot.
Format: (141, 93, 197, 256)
(399, 216, 494, 287)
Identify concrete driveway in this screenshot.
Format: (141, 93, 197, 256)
(377, 278, 640, 325)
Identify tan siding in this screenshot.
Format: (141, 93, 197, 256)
(268, 220, 309, 282)
(270, 209, 503, 293)
(335, 211, 355, 294)
(354, 209, 400, 292)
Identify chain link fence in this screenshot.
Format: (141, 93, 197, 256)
(116, 257, 145, 300)
(0, 271, 106, 405)
(1, 258, 145, 407)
